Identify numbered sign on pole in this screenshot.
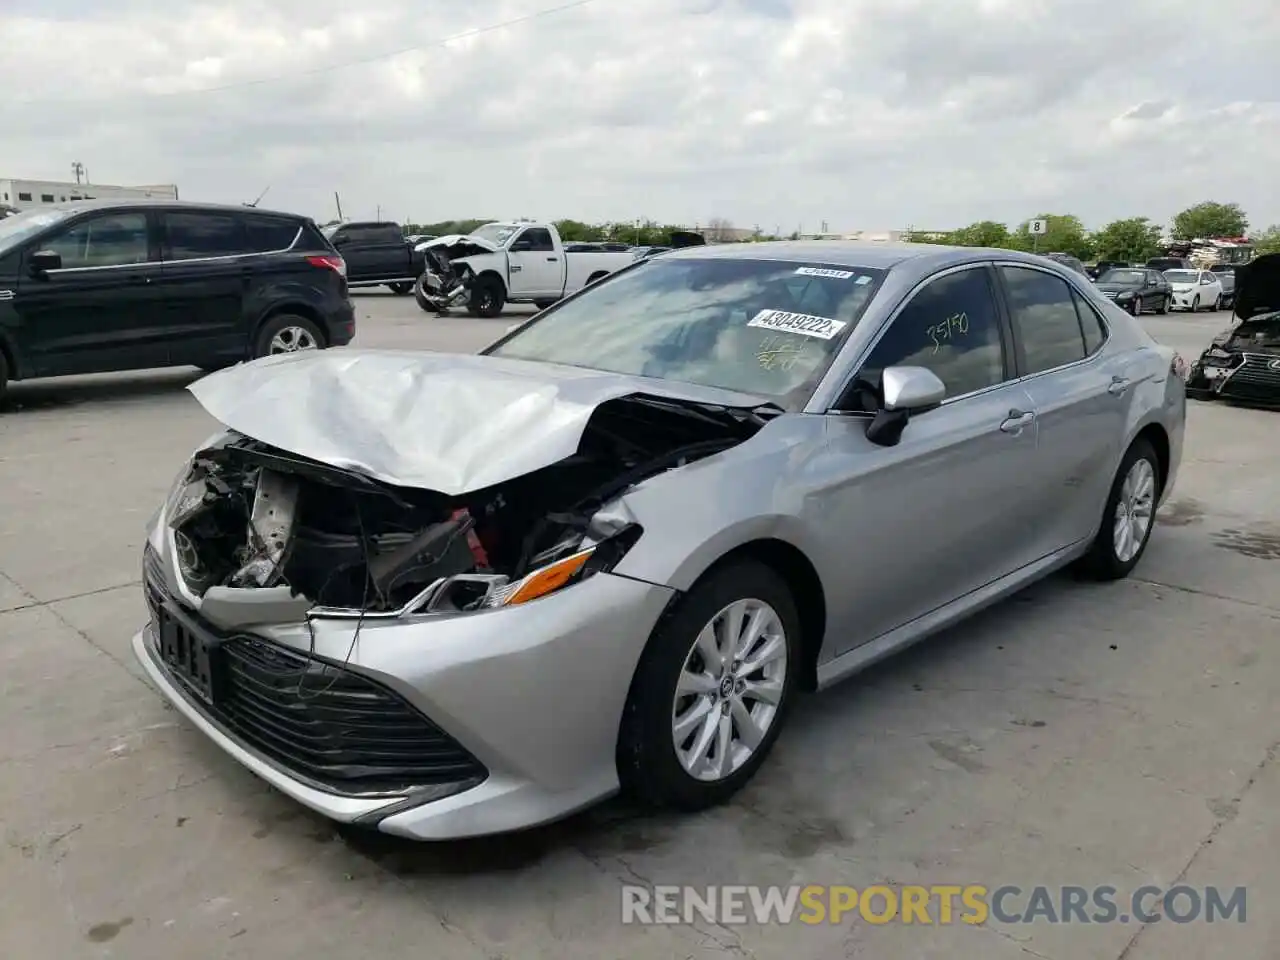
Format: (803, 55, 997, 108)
(1029, 219, 1048, 236)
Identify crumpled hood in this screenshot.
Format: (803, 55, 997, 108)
(188, 350, 774, 495)
(414, 233, 499, 253)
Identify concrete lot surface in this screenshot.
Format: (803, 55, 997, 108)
(1, 295, 1276, 959)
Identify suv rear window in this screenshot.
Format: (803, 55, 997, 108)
(164, 212, 246, 260)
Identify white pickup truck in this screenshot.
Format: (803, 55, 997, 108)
(414, 221, 634, 317)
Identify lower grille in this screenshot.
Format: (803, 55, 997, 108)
(1220, 354, 1280, 403)
(143, 545, 487, 795)
(217, 638, 487, 794)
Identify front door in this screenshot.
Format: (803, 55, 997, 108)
(812, 265, 1042, 653)
(157, 210, 250, 366)
(506, 227, 564, 298)
(15, 210, 170, 376)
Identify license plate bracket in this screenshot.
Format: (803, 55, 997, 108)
(155, 605, 221, 705)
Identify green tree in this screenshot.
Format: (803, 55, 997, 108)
(1091, 217, 1164, 262)
(948, 220, 1013, 248)
(1011, 214, 1094, 259)
(1171, 201, 1248, 240)
(1253, 226, 1280, 256)
(553, 219, 604, 242)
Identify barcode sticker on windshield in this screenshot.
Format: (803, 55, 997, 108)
(794, 266, 855, 279)
(748, 309, 848, 340)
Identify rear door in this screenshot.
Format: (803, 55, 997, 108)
(996, 263, 1128, 558)
(14, 209, 170, 375)
(157, 209, 255, 365)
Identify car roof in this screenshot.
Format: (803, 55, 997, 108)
(34, 198, 307, 220)
(660, 239, 1067, 271)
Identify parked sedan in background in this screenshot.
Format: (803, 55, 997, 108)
(1042, 252, 1088, 276)
(134, 241, 1184, 839)
(1165, 268, 1224, 312)
(1095, 267, 1172, 316)
(1210, 264, 1238, 309)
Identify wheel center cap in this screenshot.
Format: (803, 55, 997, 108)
(719, 676, 735, 698)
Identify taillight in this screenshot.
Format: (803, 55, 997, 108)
(307, 254, 346, 278)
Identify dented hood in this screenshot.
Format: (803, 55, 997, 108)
(188, 350, 773, 495)
(416, 233, 500, 253)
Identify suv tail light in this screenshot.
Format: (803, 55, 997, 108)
(307, 254, 346, 278)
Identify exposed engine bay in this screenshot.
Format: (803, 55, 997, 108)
(167, 394, 775, 618)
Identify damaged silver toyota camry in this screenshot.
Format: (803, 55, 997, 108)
(134, 241, 1185, 839)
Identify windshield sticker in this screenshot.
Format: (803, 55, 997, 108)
(794, 266, 855, 280)
(855, 275, 872, 285)
(755, 335, 814, 371)
(928, 312, 969, 354)
(748, 309, 848, 340)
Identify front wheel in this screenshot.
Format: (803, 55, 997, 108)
(1129, 297, 1142, 317)
(1075, 439, 1160, 581)
(617, 561, 800, 811)
(388, 282, 412, 295)
(1191, 295, 1201, 312)
(469, 276, 505, 318)
(252, 314, 324, 360)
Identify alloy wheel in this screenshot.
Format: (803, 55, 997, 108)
(671, 598, 788, 782)
(268, 326, 318, 354)
(1113, 457, 1156, 563)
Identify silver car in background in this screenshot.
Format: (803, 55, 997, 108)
(133, 242, 1186, 839)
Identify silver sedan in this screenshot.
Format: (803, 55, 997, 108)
(133, 241, 1186, 839)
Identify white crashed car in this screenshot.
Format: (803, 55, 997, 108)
(1164, 269, 1224, 312)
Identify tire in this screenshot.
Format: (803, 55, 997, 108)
(1191, 295, 1200, 313)
(1212, 294, 1222, 312)
(388, 282, 412, 295)
(1075, 438, 1161, 581)
(252, 314, 325, 360)
(586, 271, 609, 286)
(617, 560, 801, 811)
(534, 299, 559, 311)
(1129, 297, 1142, 317)
(413, 274, 445, 315)
(1156, 296, 1169, 315)
(469, 276, 505, 318)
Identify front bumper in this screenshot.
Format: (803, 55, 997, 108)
(133, 559, 677, 839)
(1171, 290, 1204, 310)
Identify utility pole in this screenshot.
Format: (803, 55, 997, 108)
(71, 161, 86, 185)
(376, 204, 381, 222)
(334, 192, 344, 221)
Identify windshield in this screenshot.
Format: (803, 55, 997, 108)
(470, 223, 520, 247)
(1228, 316, 1280, 348)
(1099, 269, 1145, 284)
(0, 207, 74, 251)
(1165, 270, 1200, 283)
(487, 257, 885, 406)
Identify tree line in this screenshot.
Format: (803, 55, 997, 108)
(403, 201, 1280, 260)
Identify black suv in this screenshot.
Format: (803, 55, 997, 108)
(0, 200, 354, 398)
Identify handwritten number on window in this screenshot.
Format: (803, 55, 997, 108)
(927, 312, 969, 354)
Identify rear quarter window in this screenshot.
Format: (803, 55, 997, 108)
(244, 216, 301, 253)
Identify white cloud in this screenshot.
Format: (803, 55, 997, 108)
(1, 0, 1277, 232)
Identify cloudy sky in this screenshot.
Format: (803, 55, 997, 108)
(2, 0, 1277, 233)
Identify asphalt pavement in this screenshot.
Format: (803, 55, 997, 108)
(0, 294, 1276, 959)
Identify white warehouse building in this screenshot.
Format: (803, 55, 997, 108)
(0, 177, 179, 211)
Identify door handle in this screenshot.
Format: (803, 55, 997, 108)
(546, 256, 559, 262)
(999, 410, 1035, 433)
(510, 264, 522, 273)
(125, 275, 152, 285)
(1108, 376, 1131, 396)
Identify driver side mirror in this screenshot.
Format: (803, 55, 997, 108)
(509, 239, 532, 252)
(860, 366, 946, 447)
(28, 250, 62, 276)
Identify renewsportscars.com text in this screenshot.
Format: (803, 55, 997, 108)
(621, 884, 1247, 926)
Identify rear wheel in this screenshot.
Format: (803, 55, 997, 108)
(1075, 438, 1160, 581)
(388, 282, 412, 295)
(252, 314, 324, 360)
(1156, 296, 1170, 315)
(617, 561, 800, 811)
(1212, 294, 1222, 311)
(534, 299, 559, 311)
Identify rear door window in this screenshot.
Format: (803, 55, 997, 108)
(999, 266, 1086, 374)
(164, 212, 247, 260)
(244, 216, 300, 253)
